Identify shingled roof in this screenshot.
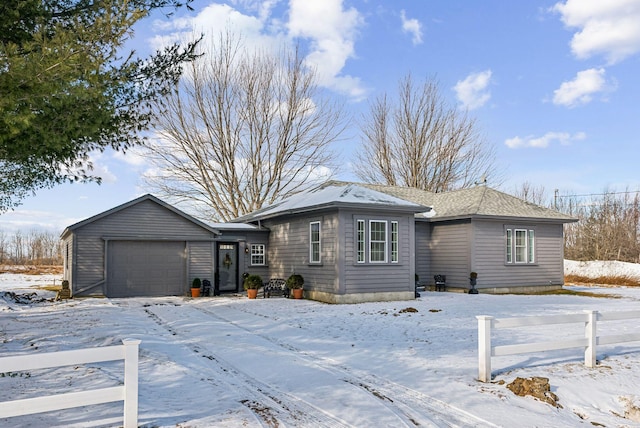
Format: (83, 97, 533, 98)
(354, 182, 578, 223)
(233, 181, 430, 223)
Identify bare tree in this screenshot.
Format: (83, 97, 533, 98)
(143, 33, 345, 221)
(355, 74, 500, 192)
(511, 181, 550, 206)
(557, 189, 640, 263)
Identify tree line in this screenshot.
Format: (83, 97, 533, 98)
(0, 230, 63, 265)
(514, 184, 640, 263)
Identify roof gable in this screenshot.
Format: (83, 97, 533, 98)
(61, 194, 220, 238)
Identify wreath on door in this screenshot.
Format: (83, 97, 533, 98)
(223, 253, 233, 269)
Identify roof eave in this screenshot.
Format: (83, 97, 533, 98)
(239, 201, 430, 222)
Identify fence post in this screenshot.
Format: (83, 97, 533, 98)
(584, 311, 597, 368)
(476, 316, 493, 382)
(123, 339, 141, 428)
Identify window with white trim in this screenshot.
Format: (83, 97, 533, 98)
(250, 244, 265, 266)
(391, 221, 399, 263)
(506, 227, 535, 264)
(310, 221, 321, 263)
(369, 220, 387, 263)
(357, 220, 365, 263)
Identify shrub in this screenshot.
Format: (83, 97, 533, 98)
(243, 274, 263, 290)
(286, 274, 304, 289)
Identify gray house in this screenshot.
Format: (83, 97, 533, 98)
(62, 181, 576, 301)
(358, 183, 578, 293)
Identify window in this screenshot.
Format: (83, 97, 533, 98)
(250, 244, 265, 266)
(310, 221, 321, 263)
(357, 220, 365, 263)
(391, 221, 399, 263)
(369, 220, 387, 263)
(506, 227, 535, 264)
(355, 218, 401, 264)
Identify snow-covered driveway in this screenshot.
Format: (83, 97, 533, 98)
(2, 273, 640, 427)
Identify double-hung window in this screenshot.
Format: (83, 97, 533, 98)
(505, 227, 535, 264)
(310, 221, 321, 263)
(250, 244, 265, 266)
(369, 220, 388, 263)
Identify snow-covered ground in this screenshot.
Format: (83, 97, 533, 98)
(1, 262, 639, 427)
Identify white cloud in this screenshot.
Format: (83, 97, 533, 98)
(552, 68, 608, 107)
(287, 0, 366, 100)
(400, 10, 423, 45)
(453, 70, 492, 110)
(148, 1, 367, 100)
(505, 131, 586, 149)
(112, 145, 149, 167)
(552, 0, 640, 64)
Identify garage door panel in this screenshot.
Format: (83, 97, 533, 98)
(108, 241, 186, 297)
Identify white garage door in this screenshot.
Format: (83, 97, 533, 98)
(107, 241, 186, 297)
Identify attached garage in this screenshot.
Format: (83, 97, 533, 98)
(61, 194, 219, 298)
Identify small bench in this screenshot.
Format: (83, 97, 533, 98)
(434, 274, 446, 292)
(263, 278, 289, 298)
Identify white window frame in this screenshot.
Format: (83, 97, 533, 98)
(250, 244, 265, 266)
(391, 221, 399, 263)
(506, 227, 536, 265)
(310, 221, 321, 264)
(357, 220, 366, 263)
(369, 220, 388, 263)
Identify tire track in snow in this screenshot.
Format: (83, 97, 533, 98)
(142, 304, 353, 428)
(196, 304, 500, 428)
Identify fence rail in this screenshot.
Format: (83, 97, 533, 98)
(0, 339, 140, 427)
(477, 310, 640, 382)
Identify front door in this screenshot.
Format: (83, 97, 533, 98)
(217, 243, 238, 292)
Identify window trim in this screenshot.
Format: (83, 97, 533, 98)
(309, 221, 321, 264)
(250, 243, 266, 266)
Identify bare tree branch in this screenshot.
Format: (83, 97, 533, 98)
(355, 74, 502, 192)
(143, 33, 345, 221)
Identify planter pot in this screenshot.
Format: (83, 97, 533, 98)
(247, 289, 258, 299)
(191, 288, 201, 298)
(291, 288, 303, 299)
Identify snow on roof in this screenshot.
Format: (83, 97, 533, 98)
(234, 182, 430, 222)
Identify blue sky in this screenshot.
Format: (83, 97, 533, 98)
(3, 0, 640, 233)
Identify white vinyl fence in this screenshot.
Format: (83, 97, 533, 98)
(0, 339, 140, 427)
(477, 310, 640, 382)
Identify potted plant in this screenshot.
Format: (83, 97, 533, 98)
(191, 278, 201, 298)
(243, 274, 263, 299)
(286, 274, 304, 299)
(469, 272, 479, 294)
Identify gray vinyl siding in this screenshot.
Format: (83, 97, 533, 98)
(189, 242, 214, 285)
(264, 211, 339, 293)
(70, 199, 216, 296)
(414, 221, 431, 285)
(428, 220, 472, 289)
(238, 230, 270, 280)
(342, 210, 415, 294)
(472, 220, 565, 288)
